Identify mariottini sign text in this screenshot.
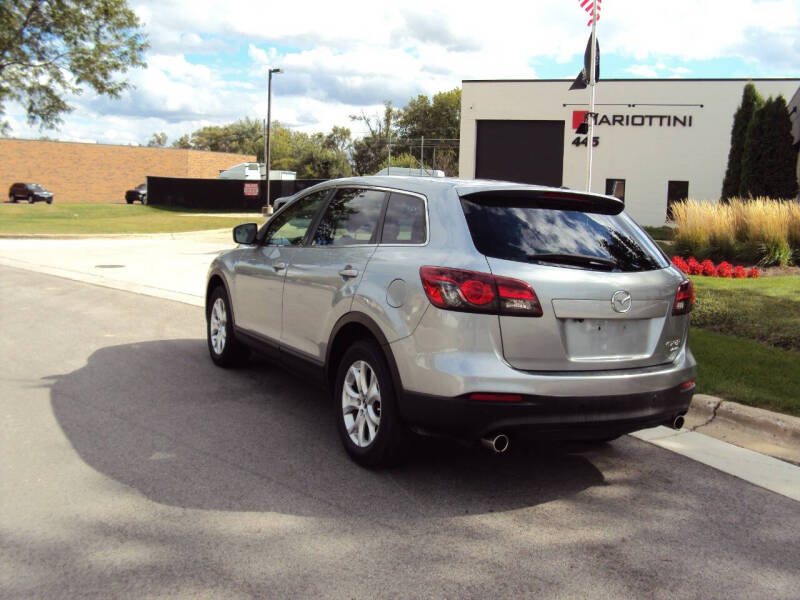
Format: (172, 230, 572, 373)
(572, 110, 694, 129)
(570, 109, 695, 148)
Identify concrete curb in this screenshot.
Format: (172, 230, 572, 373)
(690, 394, 800, 444)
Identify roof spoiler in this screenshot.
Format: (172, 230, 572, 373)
(457, 187, 624, 215)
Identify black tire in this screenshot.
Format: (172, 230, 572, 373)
(334, 339, 407, 467)
(206, 285, 250, 367)
(46, 198, 52, 204)
(27, 194, 34, 204)
(126, 198, 133, 204)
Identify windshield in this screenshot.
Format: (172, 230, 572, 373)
(460, 196, 668, 272)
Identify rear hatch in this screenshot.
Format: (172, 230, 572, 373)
(459, 188, 687, 371)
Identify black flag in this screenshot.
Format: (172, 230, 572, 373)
(569, 35, 600, 90)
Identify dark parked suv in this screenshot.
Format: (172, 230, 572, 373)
(125, 183, 147, 204)
(8, 183, 53, 204)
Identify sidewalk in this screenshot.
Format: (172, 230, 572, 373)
(0, 230, 235, 306)
(1, 230, 798, 501)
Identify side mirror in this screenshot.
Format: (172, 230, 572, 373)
(233, 222, 258, 245)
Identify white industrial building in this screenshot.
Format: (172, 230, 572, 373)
(459, 78, 800, 226)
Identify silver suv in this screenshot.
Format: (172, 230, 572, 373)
(206, 176, 696, 466)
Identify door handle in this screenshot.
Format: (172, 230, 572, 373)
(338, 268, 359, 279)
(273, 261, 286, 271)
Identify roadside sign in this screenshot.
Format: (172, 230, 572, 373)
(243, 182, 259, 197)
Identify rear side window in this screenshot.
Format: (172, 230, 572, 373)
(380, 193, 426, 244)
(460, 196, 668, 272)
(312, 188, 385, 246)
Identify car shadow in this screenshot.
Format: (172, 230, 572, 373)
(46, 339, 606, 519)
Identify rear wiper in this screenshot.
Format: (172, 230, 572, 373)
(524, 253, 617, 270)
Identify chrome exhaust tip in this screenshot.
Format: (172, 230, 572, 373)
(671, 415, 685, 430)
(481, 433, 510, 454)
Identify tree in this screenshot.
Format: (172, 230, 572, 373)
(721, 83, 763, 200)
(740, 96, 798, 199)
(350, 102, 398, 175)
(0, 0, 148, 131)
(188, 117, 264, 158)
(395, 88, 461, 175)
(324, 125, 352, 154)
(170, 134, 191, 149)
(147, 132, 167, 147)
(396, 88, 461, 140)
(377, 152, 429, 171)
(295, 133, 352, 179)
(171, 118, 353, 178)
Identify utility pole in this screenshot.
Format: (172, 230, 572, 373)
(387, 116, 392, 175)
(264, 67, 282, 215)
(585, 2, 598, 192)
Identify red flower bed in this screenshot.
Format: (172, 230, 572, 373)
(671, 256, 760, 278)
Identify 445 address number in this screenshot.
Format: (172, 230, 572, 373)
(572, 136, 599, 147)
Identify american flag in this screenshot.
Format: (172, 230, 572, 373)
(579, 0, 602, 26)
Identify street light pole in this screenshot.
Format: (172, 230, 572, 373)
(264, 67, 282, 215)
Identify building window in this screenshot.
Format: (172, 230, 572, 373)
(605, 179, 626, 203)
(667, 181, 689, 221)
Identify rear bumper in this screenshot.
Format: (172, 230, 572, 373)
(400, 384, 694, 440)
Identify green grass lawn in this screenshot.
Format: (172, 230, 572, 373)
(0, 203, 264, 234)
(689, 274, 800, 415)
(691, 275, 800, 352)
(690, 329, 800, 416)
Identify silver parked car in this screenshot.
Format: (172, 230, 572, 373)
(205, 176, 696, 466)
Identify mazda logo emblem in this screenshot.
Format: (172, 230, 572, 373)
(611, 290, 632, 313)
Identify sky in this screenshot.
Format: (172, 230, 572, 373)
(4, 0, 799, 146)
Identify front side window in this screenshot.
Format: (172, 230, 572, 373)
(264, 190, 329, 246)
(312, 188, 386, 246)
(380, 193, 426, 244)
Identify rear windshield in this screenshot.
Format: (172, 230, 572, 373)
(461, 196, 668, 272)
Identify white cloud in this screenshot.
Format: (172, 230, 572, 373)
(5, 0, 796, 145)
(626, 65, 660, 78)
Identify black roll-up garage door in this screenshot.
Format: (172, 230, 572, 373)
(475, 120, 564, 187)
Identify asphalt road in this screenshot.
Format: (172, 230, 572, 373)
(1, 265, 799, 599)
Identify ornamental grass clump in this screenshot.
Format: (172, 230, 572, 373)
(672, 200, 711, 259)
(734, 198, 793, 266)
(672, 197, 798, 266)
(788, 202, 800, 263)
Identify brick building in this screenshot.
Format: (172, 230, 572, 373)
(0, 139, 255, 203)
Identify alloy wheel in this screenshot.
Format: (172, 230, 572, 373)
(342, 360, 381, 448)
(209, 297, 227, 355)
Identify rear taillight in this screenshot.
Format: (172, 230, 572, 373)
(672, 279, 694, 315)
(419, 266, 543, 317)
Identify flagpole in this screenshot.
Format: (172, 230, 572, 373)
(586, 2, 598, 192)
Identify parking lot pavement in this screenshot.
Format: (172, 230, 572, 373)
(0, 232, 235, 306)
(2, 235, 800, 493)
(2, 265, 800, 599)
